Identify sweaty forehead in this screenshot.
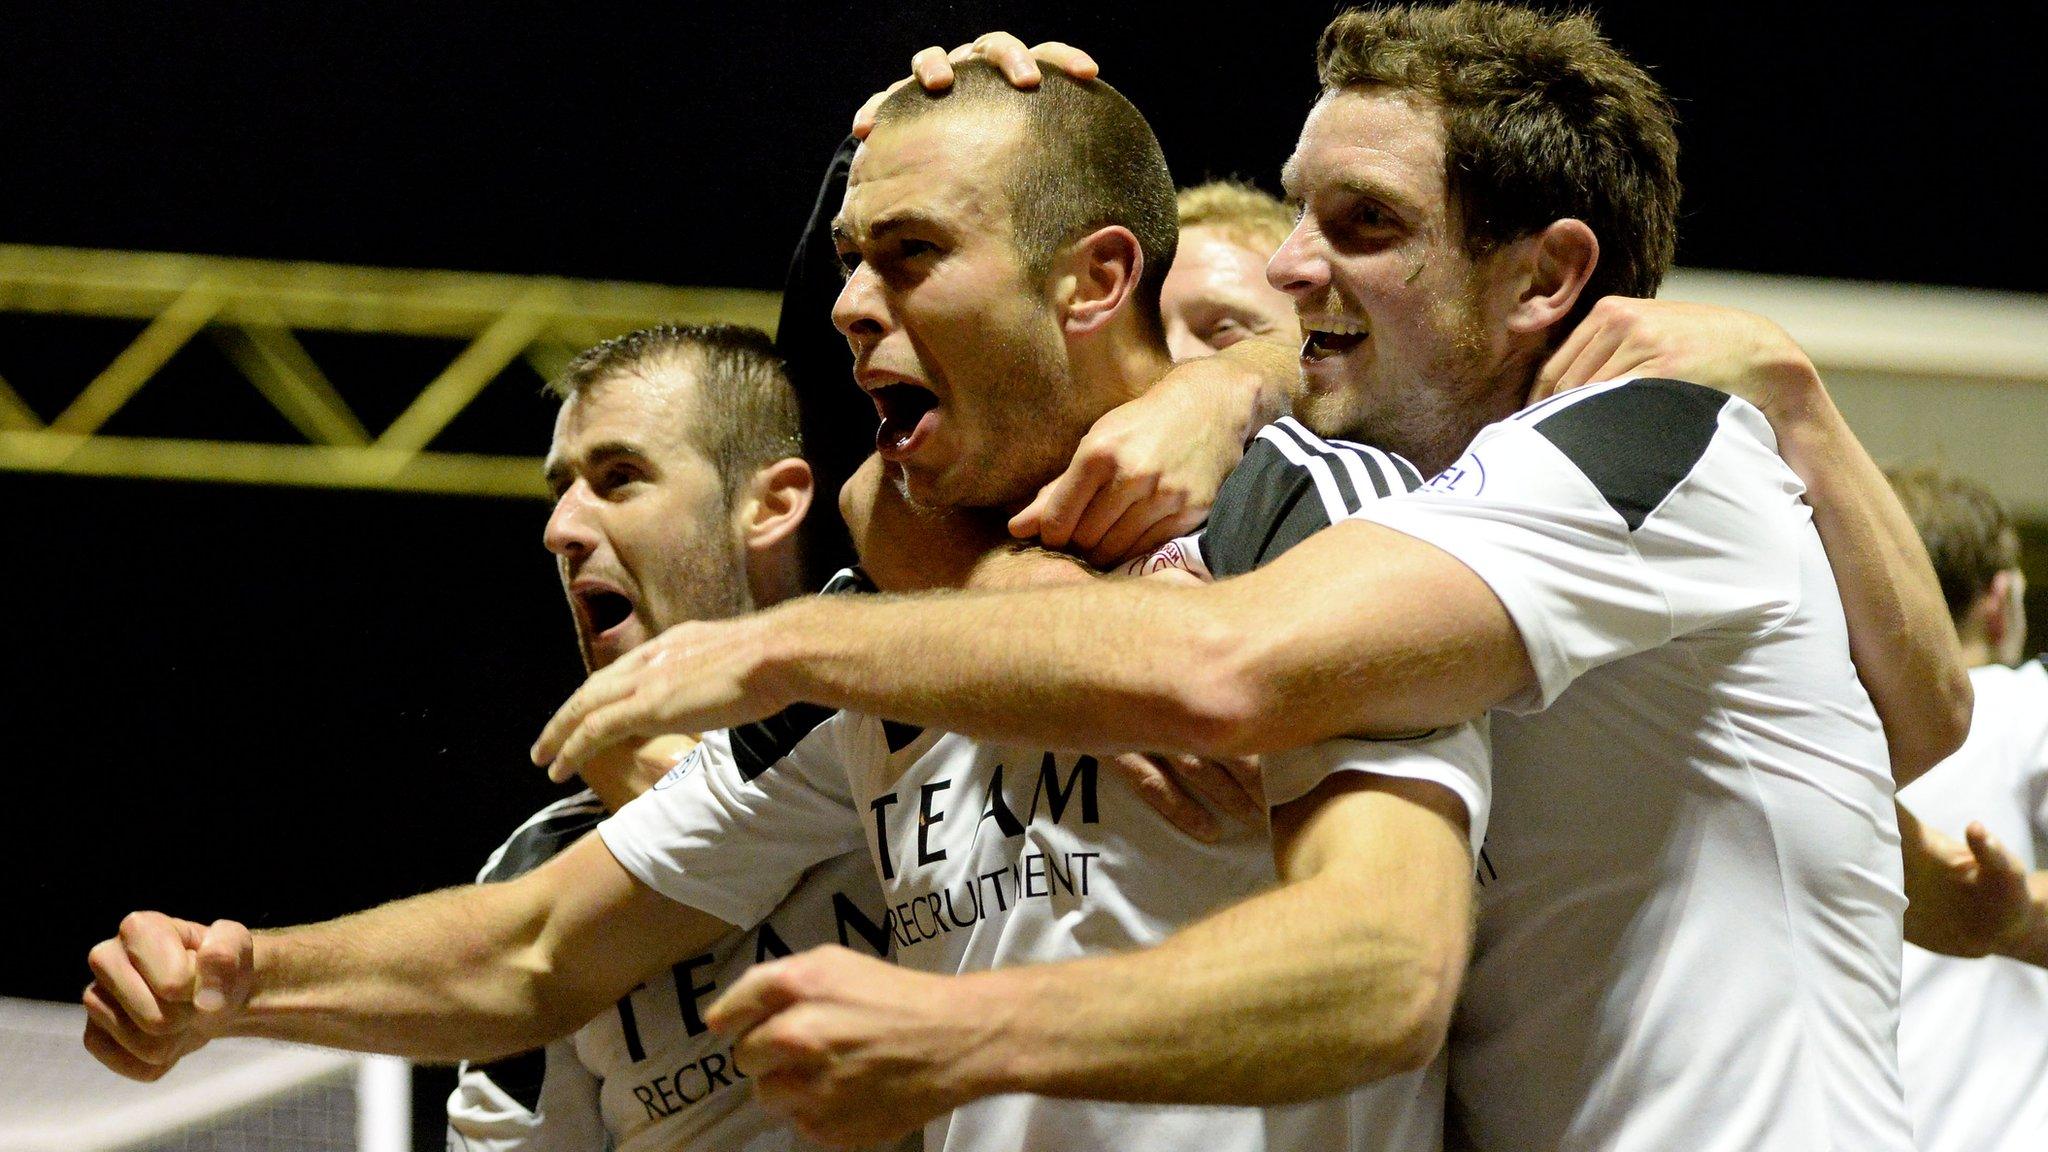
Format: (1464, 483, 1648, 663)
(550, 366, 701, 461)
(1281, 88, 1448, 213)
(837, 110, 1024, 239)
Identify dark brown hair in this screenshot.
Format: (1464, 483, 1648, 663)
(547, 323, 802, 498)
(1318, 2, 1680, 332)
(874, 60, 1178, 340)
(1886, 464, 2020, 625)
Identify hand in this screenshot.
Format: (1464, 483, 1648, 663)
(707, 946, 1002, 1146)
(1110, 752, 1265, 843)
(569, 732, 702, 808)
(1011, 347, 1282, 567)
(1903, 818, 2039, 959)
(852, 33, 1099, 139)
(83, 912, 253, 1081)
(535, 615, 789, 780)
(1532, 298, 1824, 421)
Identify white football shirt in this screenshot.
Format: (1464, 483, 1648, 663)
(603, 421, 1490, 1152)
(1896, 658, 2048, 1152)
(1354, 377, 1914, 1152)
(446, 787, 904, 1152)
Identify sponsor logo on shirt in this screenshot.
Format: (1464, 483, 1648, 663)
(869, 753, 1104, 950)
(651, 746, 703, 791)
(1428, 453, 1486, 497)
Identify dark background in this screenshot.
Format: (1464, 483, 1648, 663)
(3, 2, 2042, 1143)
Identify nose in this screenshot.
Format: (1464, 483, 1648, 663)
(831, 261, 888, 346)
(543, 481, 599, 561)
(1267, 213, 1330, 301)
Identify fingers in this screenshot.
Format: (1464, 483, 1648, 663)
(1014, 452, 1116, 548)
(82, 982, 183, 1076)
(852, 36, 1100, 141)
(83, 1013, 172, 1082)
(910, 45, 955, 90)
(1027, 41, 1098, 79)
(705, 957, 805, 1039)
(1162, 753, 1264, 828)
(117, 912, 199, 1008)
(958, 32, 1038, 86)
(1111, 753, 1218, 842)
(850, 78, 911, 140)
(1118, 506, 1208, 570)
(193, 920, 251, 1014)
(552, 696, 661, 780)
(1067, 478, 1152, 558)
(1966, 822, 2026, 887)
(1083, 491, 1189, 569)
(532, 664, 644, 770)
(1542, 314, 1632, 396)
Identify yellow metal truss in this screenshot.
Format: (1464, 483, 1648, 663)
(0, 244, 781, 498)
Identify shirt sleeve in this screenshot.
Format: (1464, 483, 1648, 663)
(598, 708, 867, 931)
(445, 1040, 606, 1152)
(1263, 718, 1492, 855)
(1355, 378, 1809, 713)
(1200, 418, 1425, 580)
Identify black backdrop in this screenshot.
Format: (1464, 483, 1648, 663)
(4, 2, 2042, 1144)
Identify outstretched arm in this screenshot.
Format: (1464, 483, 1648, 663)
(702, 773, 1473, 1145)
(83, 833, 734, 1079)
(1536, 298, 1971, 783)
(534, 516, 1529, 768)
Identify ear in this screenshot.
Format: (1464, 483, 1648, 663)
(1502, 218, 1599, 339)
(734, 456, 814, 554)
(1981, 568, 2018, 649)
(1052, 225, 1144, 337)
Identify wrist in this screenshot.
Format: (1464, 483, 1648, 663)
(947, 967, 1041, 1099)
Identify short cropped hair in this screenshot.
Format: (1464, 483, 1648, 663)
(1886, 464, 2021, 626)
(873, 60, 1178, 338)
(1177, 180, 1295, 257)
(1318, 2, 1680, 331)
(547, 323, 802, 498)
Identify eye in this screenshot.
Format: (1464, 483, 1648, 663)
(593, 463, 648, 497)
(837, 247, 863, 276)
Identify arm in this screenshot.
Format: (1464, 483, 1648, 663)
(82, 833, 735, 1078)
(534, 518, 1531, 767)
(1537, 298, 1971, 783)
(703, 773, 1473, 1144)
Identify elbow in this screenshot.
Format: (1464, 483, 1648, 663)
(1368, 962, 1457, 1079)
(1894, 669, 1975, 788)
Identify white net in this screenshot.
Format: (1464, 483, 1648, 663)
(0, 998, 408, 1152)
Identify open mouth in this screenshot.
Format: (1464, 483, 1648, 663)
(1301, 319, 1369, 363)
(581, 590, 634, 636)
(870, 382, 941, 456)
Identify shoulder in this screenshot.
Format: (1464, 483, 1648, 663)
(477, 791, 608, 884)
(1482, 377, 1745, 531)
(1204, 418, 1423, 579)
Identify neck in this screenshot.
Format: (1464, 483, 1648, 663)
(1070, 323, 1175, 410)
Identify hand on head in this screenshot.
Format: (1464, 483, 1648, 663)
(852, 33, 1099, 139)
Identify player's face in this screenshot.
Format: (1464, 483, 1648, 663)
(542, 369, 750, 672)
(1159, 224, 1301, 361)
(1270, 88, 1527, 472)
(831, 111, 1098, 510)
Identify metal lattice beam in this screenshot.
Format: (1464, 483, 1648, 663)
(0, 243, 781, 498)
